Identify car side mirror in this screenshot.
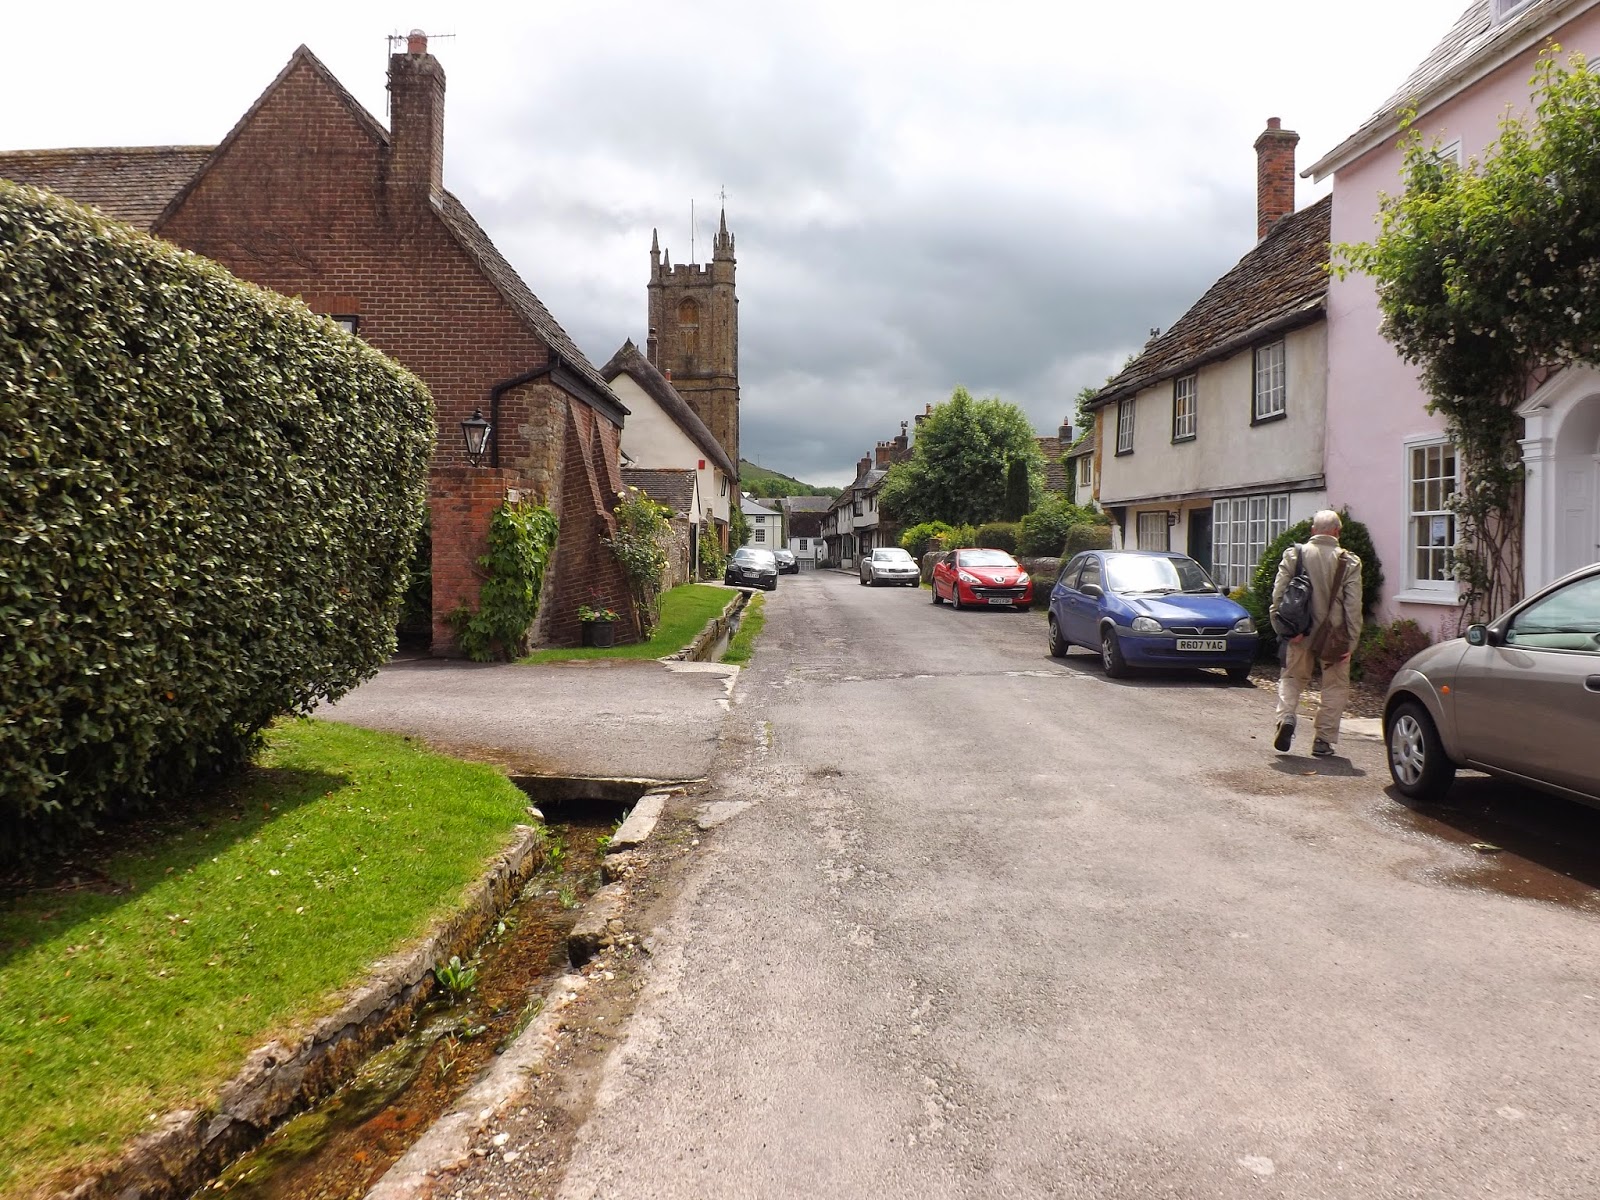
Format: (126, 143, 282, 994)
(1466, 623, 1503, 647)
(1081, 584, 1104, 600)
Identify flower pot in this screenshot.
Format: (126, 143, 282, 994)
(581, 620, 616, 648)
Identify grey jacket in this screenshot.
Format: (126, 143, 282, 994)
(1270, 534, 1362, 659)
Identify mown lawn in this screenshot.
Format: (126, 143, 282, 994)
(721, 592, 766, 664)
(0, 719, 532, 1197)
(520, 583, 733, 663)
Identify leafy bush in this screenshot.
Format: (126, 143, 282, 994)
(1017, 496, 1105, 557)
(1248, 511, 1384, 659)
(1061, 522, 1114, 557)
(449, 500, 559, 661)
(900, 521, 975, 559)
(697, 525, 729, 581)
(974, 522, 1019, 552)
(1354, 619, 1433, 689)
(606, 487, 671, 637)
(1, 183, 433, 845)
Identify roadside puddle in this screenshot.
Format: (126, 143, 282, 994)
(197, 790, 633, 1200)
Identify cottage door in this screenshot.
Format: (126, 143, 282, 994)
(1187, 508, 1213, 575)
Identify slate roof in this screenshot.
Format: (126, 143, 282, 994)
(600, 340, 737, 479)
(1064, 431, 1096, 460)
(0, 146, 214, 229)
(778, 495, 834, 514)
(742, 495, 781, 516)
(622, 468, 697, 518)
(787, 510, 825, 538)
(1087, 195, 1331, 411)
(1308, 0, 1596, 178)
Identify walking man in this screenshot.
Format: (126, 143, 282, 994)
(1271, 510, 1363, 756)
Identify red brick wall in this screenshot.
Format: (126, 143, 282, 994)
(156, 50, 629, 652)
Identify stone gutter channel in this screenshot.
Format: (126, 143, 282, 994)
(57, 600, 739, 1200)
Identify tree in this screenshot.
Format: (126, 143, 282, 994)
(877, 387, 1045, 526)
(1337, 50, 1600, 619)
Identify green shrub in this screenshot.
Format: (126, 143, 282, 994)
(1061, 522, 1114, 557)
(1353, 618, 1433, 689)
(1, 183, 433, 845)
(697, 525, 729, 581)
(449, 500, 559, 661)
(1017, 495, 1104, 556)
(606, 487, 671, 638)
(975, 522, 1020, 552)
(900, 521, 976, 559)
(1248, 511, 1384, 658)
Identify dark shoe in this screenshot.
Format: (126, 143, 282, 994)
(1312, 738, 1335, 757)
(1273, 722, 1295, 752)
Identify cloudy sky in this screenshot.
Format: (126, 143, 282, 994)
(6, 1, 1470, 485)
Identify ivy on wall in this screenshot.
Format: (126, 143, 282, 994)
(450, 500, 559, 661)
(1, 182, 434, 843)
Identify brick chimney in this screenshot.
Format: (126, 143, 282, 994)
(894, 422, 909, 455)
(389, 30, 446, 202)
(1059, 419, 1073, 444)
(1253, 117, 1299, 240)
(858, 455, 871, 479)
(874, 441, 893, 468)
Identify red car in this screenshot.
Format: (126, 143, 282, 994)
(931, 548, 1034, 610)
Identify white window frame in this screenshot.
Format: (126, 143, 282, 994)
(1116, 398, 1135, 455)
(798, 538, 808, 550)
(1136, 511, 1170, 551)
(1077, 455, 1092, 488)
(1252, 340, 1287, 422)
(1492, 0, 1534, 23)
(1401, 437, 1460, 597)
(753, 527, 765, 543)
(1172, 374, 1197, 442)
(1211, 492, 1291, 590)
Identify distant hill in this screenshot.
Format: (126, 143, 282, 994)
(739, 460, 841, 499)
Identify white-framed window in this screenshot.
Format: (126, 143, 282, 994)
(1492, 0, 1534, 23)
(798, 538, 808, 550)
(1172, 374, 1197, 442)
(1136, 511, 1170, 551)
(1253, 341, 1287, 422)
(1077, 455, 1092, 488)
(1407, 440, 1458, 591)
(1116, 398, 1135, 455)
(753, 528, 765, 543)
(332, 315, 360, 335)
(1211, 492, 1291, 590)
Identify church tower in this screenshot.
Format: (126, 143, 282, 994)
(647, 208, 739, 468)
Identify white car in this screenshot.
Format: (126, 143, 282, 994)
(860, 547, 921, 587)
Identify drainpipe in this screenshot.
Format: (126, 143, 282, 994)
(484, 355, 561, 469)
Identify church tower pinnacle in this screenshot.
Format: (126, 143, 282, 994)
(647, 206, 740, 467)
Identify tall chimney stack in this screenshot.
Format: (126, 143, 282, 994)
(388, 30, 446, 202)
(1253, 117, 1299, 240)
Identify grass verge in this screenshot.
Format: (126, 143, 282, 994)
(520, 583, 731, 663)
(721, 592, 766, 664)
(0, 719, 532, 1197)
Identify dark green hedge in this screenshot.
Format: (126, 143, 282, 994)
(1245, 511, 1384, 658)
(1, 183, 434, 842)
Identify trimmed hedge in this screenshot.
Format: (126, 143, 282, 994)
(1, 183, 434, 842)
(1246, 512, 1383, 658)
(974, 522, 1019, 552)
(1017, 495, 1106, 557)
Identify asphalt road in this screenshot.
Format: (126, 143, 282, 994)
(553, 569, 1600, 1199)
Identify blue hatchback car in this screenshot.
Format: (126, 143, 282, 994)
(1047, 550, 1259, 680)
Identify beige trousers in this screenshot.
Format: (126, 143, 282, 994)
(1275, 640, 1350, 744)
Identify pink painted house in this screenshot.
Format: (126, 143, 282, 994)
(1310, 0, 1600, 635)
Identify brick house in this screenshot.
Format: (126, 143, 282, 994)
(0, 36, 632, 652)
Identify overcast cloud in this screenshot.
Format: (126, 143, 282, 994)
(6, 1, 1470, 484)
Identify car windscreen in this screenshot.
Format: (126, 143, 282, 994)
(875, 549, 914, 562)
(734, 550, 776, 566)
(958, 550, 1016, 567)
(1104, 554, 1217, 595)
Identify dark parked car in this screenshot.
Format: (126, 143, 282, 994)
(1385, 562, 1600, 805)
(775, 548, 799, 575)
(725, 546, 778, 591)
(1047, 550, 1257, 680)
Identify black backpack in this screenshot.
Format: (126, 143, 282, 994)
(1271, 545, 1314, 639)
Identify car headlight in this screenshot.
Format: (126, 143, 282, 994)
(958, 571, 979, 585)
(1232, 616, 1257, 635)
(1130, 616, 1162, 633)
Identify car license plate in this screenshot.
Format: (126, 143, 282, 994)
(1176, 638, 1227, 651)
(986, 597, 1012, 605)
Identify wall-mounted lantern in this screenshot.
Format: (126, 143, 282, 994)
(461, 409, 492, 467)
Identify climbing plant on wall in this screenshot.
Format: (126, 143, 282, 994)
(450, 500, 559, 661)
(1337, 50, 1600, 620)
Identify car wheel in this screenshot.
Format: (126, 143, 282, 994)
(858, 572, 867, 585)
(1386, 700, 1456, 802)
(951, 585, 964, 610)
(1100, 626, 1129, 678)
(1225, 665, 1252, 684)
(1047, 615, 1067, 658)
(931, 580, 942, 604)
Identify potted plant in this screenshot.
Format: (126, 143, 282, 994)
(578, 602, 621, 648)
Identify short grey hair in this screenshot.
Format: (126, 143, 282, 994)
(1311, 509, 1342, 535)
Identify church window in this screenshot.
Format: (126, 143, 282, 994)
(678, 298, 700, 363)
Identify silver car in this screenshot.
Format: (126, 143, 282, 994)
(1384, 562, 1600, 805)
(860, 546, 921, 587)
